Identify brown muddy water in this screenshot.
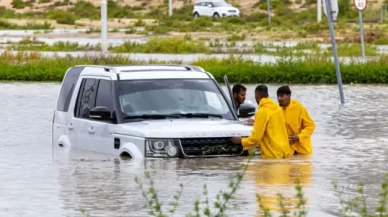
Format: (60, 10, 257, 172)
(0, 82, 387, 217)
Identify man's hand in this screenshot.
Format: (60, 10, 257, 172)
(289, 135, 299, 144)
(231, 137, 242, 144)
(244, 119, 254, 126)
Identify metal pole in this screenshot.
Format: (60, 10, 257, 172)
(267, 0, 271, 25)
(381, 6, 383, 23)
(101, 0, 108, 53)
(169, 0, 172, 16)
(324, 0, 345, 104)
(318, 0, 322, 23)
(358, 11, 365, 61)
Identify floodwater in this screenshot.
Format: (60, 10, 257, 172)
(1, 82, 388, 217)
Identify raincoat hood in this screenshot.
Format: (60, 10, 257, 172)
(259, 98, 279, 111)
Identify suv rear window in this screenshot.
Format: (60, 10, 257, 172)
(56, 67, 84, 112)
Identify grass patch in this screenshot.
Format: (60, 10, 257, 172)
(110, 36, 210, 54)
(330, 43, 378, 56)
(0, 19, 52, 30)
(11, 40, 100, 51)
(6, 36, 379, 57)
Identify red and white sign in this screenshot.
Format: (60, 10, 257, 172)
(354, 0, 367, 11)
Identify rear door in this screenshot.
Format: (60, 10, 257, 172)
(53, 67, 84, 147)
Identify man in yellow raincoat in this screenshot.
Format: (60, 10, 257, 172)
(277, 86, 316, 155)
(231, 85, 292, 159)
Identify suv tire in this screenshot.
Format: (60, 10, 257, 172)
(193, 12, 199, 19)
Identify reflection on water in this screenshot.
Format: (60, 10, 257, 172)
(248, 155, 313, 215)
(0, 83, 388, 217)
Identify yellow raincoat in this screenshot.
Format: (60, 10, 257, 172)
(241, 98, 292, 159)
(282, 99, 316, 155)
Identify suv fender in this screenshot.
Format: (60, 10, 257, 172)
(120, 142, 144, 160)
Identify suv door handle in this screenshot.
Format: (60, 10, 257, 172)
(67, 123, 74, 130)
(88, 126, 95, 134)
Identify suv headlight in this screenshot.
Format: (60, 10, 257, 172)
(145, 139, 179, 158)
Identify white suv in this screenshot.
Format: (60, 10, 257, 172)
(52, 64, 256, 160)
(193, 0, 240, 18)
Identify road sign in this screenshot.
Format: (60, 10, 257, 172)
(322, 0, 339, 21)
(354, 0, 367, 11)
(354, 0, 367, 61)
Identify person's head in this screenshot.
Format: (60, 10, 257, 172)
(277, 86, 291, 107)
(232, 84, 247, 105)
(254, 84, 269, 104)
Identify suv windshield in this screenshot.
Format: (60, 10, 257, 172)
(117, 79, 234, 121)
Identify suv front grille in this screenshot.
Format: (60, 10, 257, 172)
(178, 137, 244, 157)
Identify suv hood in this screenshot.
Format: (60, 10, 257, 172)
(115, 119, 252, 138)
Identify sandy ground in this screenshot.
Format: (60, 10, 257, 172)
(1, 0, 386, 14)
(1, 0, 386, 43)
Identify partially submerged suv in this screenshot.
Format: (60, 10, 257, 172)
(52, 65, 256, 159)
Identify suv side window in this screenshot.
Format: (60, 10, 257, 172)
(56, 67, 84, 112)
(74, 78, 98, 118)
(95, 79, 114, 112)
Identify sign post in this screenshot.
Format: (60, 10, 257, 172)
(101, 0, 108, 54)
(267, 0, 271, 25)
(323, 0, 345, 104)
(318, 0, 322, 22)
(169, 0, 173, 16)
(354, 0, 367, 61)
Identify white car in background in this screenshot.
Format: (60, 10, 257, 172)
(193, 0, 240, 18)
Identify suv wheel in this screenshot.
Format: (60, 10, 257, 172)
(193, 12, 199, 19)
(213, 13, 220, 18)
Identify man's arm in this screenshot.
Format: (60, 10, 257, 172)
(241, 110, 267, 150)
(297, 107, 316, 140)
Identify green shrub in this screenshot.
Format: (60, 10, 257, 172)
(111, 36, 211, 54)
(1, 51, 388, 84)
(0, 7, 16, 18)
(12, 0, 26, 9)
(48, 10, 76, 25)
(107, 0, 136, 18)
(72, 1, 99, 20)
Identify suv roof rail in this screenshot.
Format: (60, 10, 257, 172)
(73, 64, 206, 74)
(151, 64, 206, 72)
(114, 64, 206, 72)
(74, 65, 115, 72)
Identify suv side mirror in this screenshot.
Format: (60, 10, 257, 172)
(89, 106, 113, 121)
(238, 103, 256, 118)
